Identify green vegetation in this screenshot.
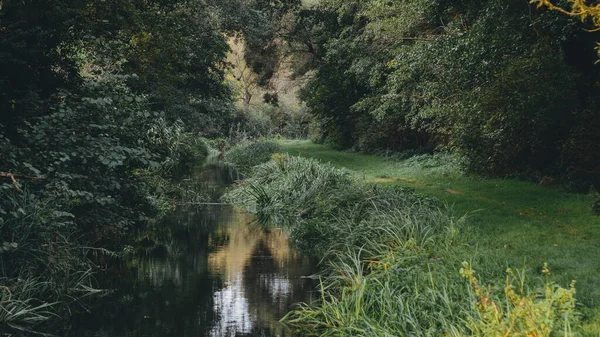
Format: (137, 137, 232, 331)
(0, 0, 233, 332)
(224, 140, 281, 176)
(3, 0, 600, 334)
(229, 104, 313, 141)
(225, 153, 585, 336)
(532, 0, 600, 58)
(280, 140, 600, 309)
(281, 0, 600, 190)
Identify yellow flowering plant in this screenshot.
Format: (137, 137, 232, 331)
(460, 262, 579, 337)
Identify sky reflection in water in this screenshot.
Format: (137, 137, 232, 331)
(69, 165, 315, 337)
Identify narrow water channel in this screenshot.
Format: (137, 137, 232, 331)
(69, 163, 316, 337)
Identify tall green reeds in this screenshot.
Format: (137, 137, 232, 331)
(0, 189, 103, 331)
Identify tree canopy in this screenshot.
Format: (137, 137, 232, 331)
(277, 0, 600, 187)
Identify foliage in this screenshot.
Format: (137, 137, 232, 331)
(532, 0, 600, 57)
(0, 278, 60, 333)
(224, 154, 441, 254)
(284, 0, 600, 183)
(125, 2, 234, 135)
(0, 0, 231, 331)
(230, 104, 313, 141)
(281, 140, 600, 317)
(459, 262, 579, 337)
(224, 141, 281, 176)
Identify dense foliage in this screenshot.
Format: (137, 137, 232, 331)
(3, 0, 600, 332)
(224, 141, 281, 176)
(281, 0, 600, 187)
(0, 0, 233, 331)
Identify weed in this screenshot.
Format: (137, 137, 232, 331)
(280, 140, 600, 313)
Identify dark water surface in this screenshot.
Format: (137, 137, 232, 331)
(69, 164, 316, 337)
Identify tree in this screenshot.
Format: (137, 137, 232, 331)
(226, 37, 261, 105)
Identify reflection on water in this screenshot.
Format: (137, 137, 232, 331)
(69, 164, 315, 337)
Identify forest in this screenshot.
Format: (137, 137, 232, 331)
(1, 0, 600, 335)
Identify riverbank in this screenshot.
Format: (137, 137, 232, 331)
(277, 139, 600, 333)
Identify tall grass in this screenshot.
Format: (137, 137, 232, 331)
(0, 278, 58, 333)
(225, 154, 582, 336)
(0, 190, 104, 331)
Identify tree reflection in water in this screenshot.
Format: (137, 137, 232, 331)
(68, 163, 315, 337)
(209, 210, 314, 336)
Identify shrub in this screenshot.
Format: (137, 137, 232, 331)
(224, 154, 442, 254)
(229, 104, 313, 141)
(458, 262, 579, 337)
(454, 49, 578, 176)
(0, 72, 214, 332)
(147, 119, 209, 176)
(223, 141, 280, 176)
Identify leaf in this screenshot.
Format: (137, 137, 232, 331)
(23, 162, 41, 175)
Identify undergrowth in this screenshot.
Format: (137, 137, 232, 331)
(0, 128, 212, 333)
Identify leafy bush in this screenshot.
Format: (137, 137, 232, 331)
(0, 51, 215, 332)
(223, 141, 280, 176)
(0, 0, 232, 332)
(147, 119, 210, 176)
(458, 262, 579, 337)
(229, 104, 313, 141)
(454, 49, 578, 175)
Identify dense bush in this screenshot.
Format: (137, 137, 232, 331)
(0, 0, 232, 332)
(0, 76, 213, 332)
(225, 154, 443, 254)
(224, 141, 281, 177)
(230, 104, 312, 141)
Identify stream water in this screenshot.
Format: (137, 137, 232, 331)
(68, 163, 316, 337)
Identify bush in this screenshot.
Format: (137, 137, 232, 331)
(0, 74, 213, 332)
(229, 104, 313, 141)
(223, 141, 280, 176)
(454, 49, 578, 176)
(224, 154, 441, 254)
(147, 119, 210, 176)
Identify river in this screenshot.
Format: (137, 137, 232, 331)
(68, 163, 316, 337)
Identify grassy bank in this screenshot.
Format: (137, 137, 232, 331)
(277, 140, 600, 332)
(224, 150, 589, 335)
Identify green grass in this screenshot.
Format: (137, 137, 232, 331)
(279, 140, 600, 329)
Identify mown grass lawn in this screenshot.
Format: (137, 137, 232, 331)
(279, 139, 600, 332)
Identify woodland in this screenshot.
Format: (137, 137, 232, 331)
(1, 0, 600, 335)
